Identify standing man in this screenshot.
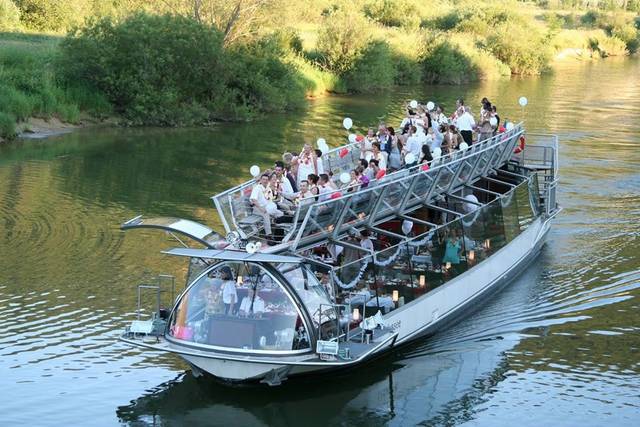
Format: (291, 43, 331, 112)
(455, 106, 476, 145)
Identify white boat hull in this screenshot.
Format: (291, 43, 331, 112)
(175, 216, 551, 382)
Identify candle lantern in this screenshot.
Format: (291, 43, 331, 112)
(419, 275, 426, 287)
(468, 250, 475, 261)
(484, 238, 491, 249)
(392, 290, 399, 302)
(445, 262, 451, 270)
(237, 275, 243, 285)
(352, 308, 360, 321)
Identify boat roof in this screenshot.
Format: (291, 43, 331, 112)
(162, 247, 302, 263)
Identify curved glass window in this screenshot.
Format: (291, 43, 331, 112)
(277, 264, 338, 341)
(169, 262, 310, 352)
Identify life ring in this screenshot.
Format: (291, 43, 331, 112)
(514, 135, 526, 154)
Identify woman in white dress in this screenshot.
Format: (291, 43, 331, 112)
(297, 143, 319, 185)
(219, 266, 238, 315)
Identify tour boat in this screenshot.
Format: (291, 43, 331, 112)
(120, 121, 560, 385)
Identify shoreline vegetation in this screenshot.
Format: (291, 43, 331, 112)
(1, 0, 639, 142)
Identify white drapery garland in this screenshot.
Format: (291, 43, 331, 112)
(331, 262, 369, 289)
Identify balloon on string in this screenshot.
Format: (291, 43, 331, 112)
(339, 147, 349, 158)
(401, 220, 413, 235)
(405, 152, 416, 164)
(330, 192, 342, 199)
(339, 172, 351, 184)
(459, 142, 469, 152)
(375, 169, 386, 180)
(343, 117, 353, 130)
(409, 100, 418, 109)
(426, 101, 435, 111)
(505, 122, 515, 131)
(249, 165, 261, 177)
(489, 117, 498, 127)
(518, 96, 528, 107)
(348, 133, 357, 143)
(421, 164, 430, 171)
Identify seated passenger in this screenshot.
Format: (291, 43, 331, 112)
(298, 179, 314, 201)
(371, 142, 387, 170)
(274, 160, 296, 199)
(239, 288, 265, 318)
(250, 173, 283, 237)
(420, 144, 433, 165)
(307, 173, 320, 197)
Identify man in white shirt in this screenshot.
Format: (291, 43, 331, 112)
(405, 125, 423, 159)
(274, 161, 295, 200)
(455, 106, 475, 145)
(250, 174, 283, 236)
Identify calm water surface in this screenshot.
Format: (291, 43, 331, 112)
(1, 58, 639, 426)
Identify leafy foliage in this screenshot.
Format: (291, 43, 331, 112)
(57, 13, 306, 124)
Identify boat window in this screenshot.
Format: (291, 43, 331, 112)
(168, 262, 310, 352)
(277, 263, 338, 340)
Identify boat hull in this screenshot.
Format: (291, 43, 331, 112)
(174, 215, 551, 382)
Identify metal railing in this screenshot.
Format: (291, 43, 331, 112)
(212, 124, 525, 244)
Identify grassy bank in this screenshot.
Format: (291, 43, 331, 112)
(1, 0, 639, 141)
(0, 32, 111, 141)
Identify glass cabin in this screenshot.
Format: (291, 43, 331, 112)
(167, 261, 337, 353)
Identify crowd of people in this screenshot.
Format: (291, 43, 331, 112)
(249, 97, 507, 239)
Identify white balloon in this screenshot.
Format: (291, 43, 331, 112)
(249, 165, 260, 177)
(348, 133, 357, 143)
(343, 117, 353, 130)
(339, 172, 351, 184)
(405, 152, 416, 164)
(518, 96, 528, 107)
(426, 101, 435, 111)
(432, 147, 442, 158)
(401, 220, 413, 235)
(245, 242, 257, 254)
(409, 100, 418, 109)
(459, 142, 469, 152)
(505, 122, 515, 131)
(489, 117, 498, 127)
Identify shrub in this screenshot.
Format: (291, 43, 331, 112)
(611, 24, 640, 53)
(392, 52, 422, 85)
(316, 6, 371, 74)
(57, 102, 80, 123)
(0, 0, 21, 31)
(588, 35, 628, 57)
(343, 40, 396, 92)
(486, 22, 551, 75)
(58, 13, 306, 124)
(0, 111, 16, 139)
(581, 10, 600, 27)
(363, 0, 419, 28)
(423, 41, 478, 84)
(14, 0, 79, 32)
(0, 85, 34, 120)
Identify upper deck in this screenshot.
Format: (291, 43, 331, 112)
(212, 123, 537, 251)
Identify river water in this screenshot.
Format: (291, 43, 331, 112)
(1, 58, 639, 426)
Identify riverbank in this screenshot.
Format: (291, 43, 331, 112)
(1, 1, 639, 143)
